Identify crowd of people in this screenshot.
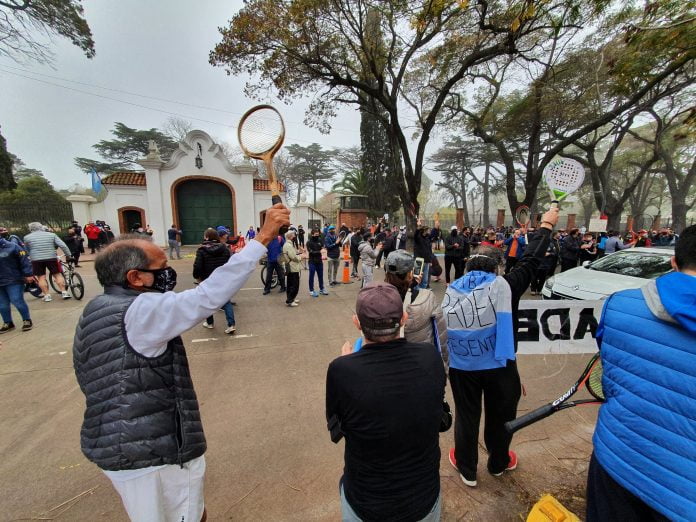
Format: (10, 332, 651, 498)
(65, 200, 695, 522)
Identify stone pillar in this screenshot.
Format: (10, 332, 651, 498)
(456, 208, 465, 230)
(66, 195, 97, 225)
(567, 213, 577, 230)
(496, 209, 505, 228)
(137, 145, 166, 246)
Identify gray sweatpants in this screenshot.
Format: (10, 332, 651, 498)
(327, 258, 340, 283)
(361, 264, 374, 288)
(168, 240, 181, 259)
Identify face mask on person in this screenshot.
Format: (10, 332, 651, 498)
(451, 230, 458, 237)
(135, 267, 177, 293)
(312, 235, 320, 240)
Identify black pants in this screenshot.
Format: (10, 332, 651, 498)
(586, 453, 669, 522)
(444, 256, 464, 283)
(351, 255, 359, 276)
(505, 256, 519, 274)
(285, 272, 299, 304)
(376, 249, 384, 268)
(449, 361, 521, 480)
(560, 257, 577, 272)
(264, 261, 285, 292)
(531, 267, 549, 292)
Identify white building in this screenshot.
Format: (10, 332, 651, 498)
(67, 130, 286, 245)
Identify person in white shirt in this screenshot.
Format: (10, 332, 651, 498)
(72, 204, 290, 522)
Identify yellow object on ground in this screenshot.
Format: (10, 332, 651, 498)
(526, 494, 580, 522)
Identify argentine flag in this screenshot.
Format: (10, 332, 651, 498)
(442, 270, 516, 371)
(91, 168, 104, 195)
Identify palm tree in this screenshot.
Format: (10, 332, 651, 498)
(332, 170, 369, 195)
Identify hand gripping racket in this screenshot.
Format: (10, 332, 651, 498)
(505, 352, 604, 434)
(543, 157, 585, 209)
(238, 105, 286, 206)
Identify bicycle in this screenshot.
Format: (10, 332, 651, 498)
(259, 257, 280, 289)
(49, 256, 85, 300)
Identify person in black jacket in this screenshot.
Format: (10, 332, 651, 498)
(326, 282, 446, 521)
(444, 226, 469, 283)
(413, 223, 433, 289)
(446, 207, 559, 488)
(350, 228, 362, 278)
(193, 229, 236, 334)
(560, 228, 582, 272)
(64, 228, 85, 267)
(306, 229, 327, 297)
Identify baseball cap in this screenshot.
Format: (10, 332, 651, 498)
(329, 225, 335, 230)
(356, 282, 403, 331)
(385, 250, 414, 275)
(451, 225, 457, 230)
(216, 226, 229, 234)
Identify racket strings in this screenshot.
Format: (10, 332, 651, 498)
(239, 110, 283, 155)
(586, 360, 605, 401)
(544, 159, 585, 197)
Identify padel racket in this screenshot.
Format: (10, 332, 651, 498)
(505, 352, 604, 434)
(543, 157, 585, 209)
(515, 205, 531, 227)
(238, 105, 285, 205)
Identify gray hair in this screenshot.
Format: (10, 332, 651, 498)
(28, 222, 43, 232)
(285, 230, 296, 240)
(361, 324, 401, 342)
(94, 239, 150, 287)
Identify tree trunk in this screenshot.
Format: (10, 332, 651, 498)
(670, 196, 688, 234)
(483, 163, 490, 226)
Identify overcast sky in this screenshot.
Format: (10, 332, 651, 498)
(0, 0, 368, 190)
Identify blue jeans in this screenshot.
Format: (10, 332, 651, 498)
(309, 261, 324, 292)
(206, 301, 235, 327)
(340, 484, 441, 521)
(418, 262, 430, 289)
(0, 283, 31, 323)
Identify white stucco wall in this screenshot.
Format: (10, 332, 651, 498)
(69, 130, 287, 246)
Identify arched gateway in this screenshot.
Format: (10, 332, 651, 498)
(175, 178, 234, 245)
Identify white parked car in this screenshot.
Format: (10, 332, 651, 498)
(541, 247, 674, 300)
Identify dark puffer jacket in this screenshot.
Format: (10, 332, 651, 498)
(73, 287, 206, 471)
(193, 240, 231, 281)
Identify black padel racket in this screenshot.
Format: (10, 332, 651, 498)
(505, 352, 604, 433)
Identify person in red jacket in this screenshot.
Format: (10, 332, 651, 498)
(84, 221, 102, 254)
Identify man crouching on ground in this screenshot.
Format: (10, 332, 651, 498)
(72, 204, 290, 522)
(326, 282, 446, 521)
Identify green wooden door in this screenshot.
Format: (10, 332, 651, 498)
(176, 179, 233, 244)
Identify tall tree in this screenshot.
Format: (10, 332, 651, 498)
(210, 0, 603, 235)
(0, 0, 95, 64)
(75, 122, 179, 173)
(285, 143, 334, 208)
(0, 127, 17, 191)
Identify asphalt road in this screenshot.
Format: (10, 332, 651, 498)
(0, 253, 597, 521)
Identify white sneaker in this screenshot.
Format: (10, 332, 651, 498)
(202, 321, 214, 329)
(288, 302, 299, 307)
(62, 291, 72, 300)
(293, 299, 299, 304)
(43, 294, 52, 302)
(224, 325, 236, 334)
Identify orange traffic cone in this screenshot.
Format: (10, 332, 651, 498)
(342, 244, 352, 284)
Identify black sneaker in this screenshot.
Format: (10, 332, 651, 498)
(0, 322, 15, 333)
(22, 320, 33, 332)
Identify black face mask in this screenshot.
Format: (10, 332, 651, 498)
(312, 235, 320, 241)
(133, 266, 177, 293)
(451, 230, 458, 237)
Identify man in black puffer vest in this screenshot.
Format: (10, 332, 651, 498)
(73, 204, 289, 522)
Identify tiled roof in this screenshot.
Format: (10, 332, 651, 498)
(102, 171, 146, 186)
(253, 179, 285, 192)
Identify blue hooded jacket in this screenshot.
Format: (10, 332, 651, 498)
(593, 271, 696, 521)
(0, 238, 33, 286)
(266, 236, 284, 262)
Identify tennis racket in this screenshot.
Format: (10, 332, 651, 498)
(505, 352, 604, 434)
(543, 158, 585, 209)
(514, 205, 531, 227)
(238, 105, 286, 205)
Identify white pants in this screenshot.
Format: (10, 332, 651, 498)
(105, 455, 206, 522)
